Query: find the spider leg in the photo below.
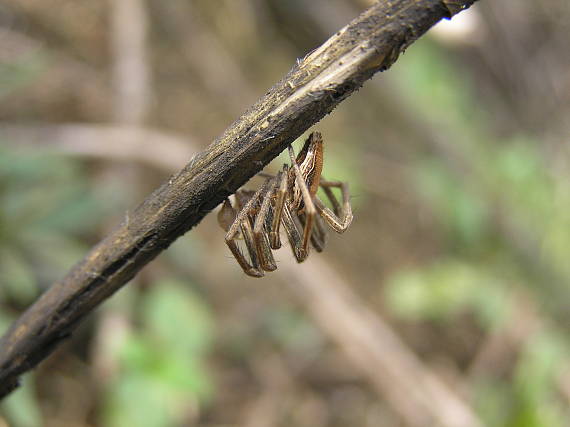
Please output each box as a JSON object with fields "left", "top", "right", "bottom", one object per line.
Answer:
{"left": 320, "top": 181, "right": 342, "bottom": 216}
{"left": 218, "top": 198, "right": 237, "bottom": 232}
{"left": 281, "top": 202, "right": 308, "bottom": 262}
{"left": 308, "top": 214, "right": 328, "bottom": 252}
{"left": 256, "top": 171, "right": 276, "bottom": 179}
{"left": 269, "top": 164, "right": 288, "bottom": 249}
{"left": 288, "top": 145, "right": 317, "bottom": 257}
{"left": 224, "top": 185, "right": 271, "bottom": 277}
{"left": 315, "top": 179, "right": 353, "bottom": 232}
{"left": 252, "top": 178, "right": 278, "bottom": 271}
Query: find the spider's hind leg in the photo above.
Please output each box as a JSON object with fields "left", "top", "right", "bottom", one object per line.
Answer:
{"left": 223, "top": 186, "right": 270, "bottom": 278}
{"left": 305, "top": 214, "right": 328, "bottom": 252}
{"left": 252, "top": 178, "right": 279, "bottom": 272}
{"left": 281, "top": 203, "right": 309, "bottom": 262}
{"left": 315, "top": 179, "right": 353, "bottom": 233}
{"left": 269, "top": 165, "right": 288, "bottom": 250}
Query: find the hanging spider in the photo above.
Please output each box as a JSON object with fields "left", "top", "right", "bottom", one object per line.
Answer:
{"left": 217, "top": 131, "right": 353, "bottom": 277}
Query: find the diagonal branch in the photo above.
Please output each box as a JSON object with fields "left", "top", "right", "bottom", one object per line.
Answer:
{"left": 0, "top": 0, "right": 478, "bottom": 398}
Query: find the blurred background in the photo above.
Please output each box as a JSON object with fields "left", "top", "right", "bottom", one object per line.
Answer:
{"left": 1, "top": 0, "right": 570, "bottom": 426}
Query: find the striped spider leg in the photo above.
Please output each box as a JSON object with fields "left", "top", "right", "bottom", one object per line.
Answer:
{"left": 218, "top": 131, "right": 353, "bottom": 277}
{"left": 218, "top": 178, "right": 278, "bottom": 278}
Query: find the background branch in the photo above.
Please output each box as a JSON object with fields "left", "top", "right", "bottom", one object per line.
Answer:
{"left": 281, "top": 256, "right": 483, "bottom": 427}
{"left": 0, "top": 0, "right": 477, "bottom": 398}
{"left": 0, "top": 123, "right": 197, "bottom": 171}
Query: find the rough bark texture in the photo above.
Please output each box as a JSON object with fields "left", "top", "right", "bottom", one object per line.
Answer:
{"left": 0, "top": 0, "right": 478, "bottom": 398}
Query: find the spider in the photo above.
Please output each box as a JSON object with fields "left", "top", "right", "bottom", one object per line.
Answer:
{"left": 217, "top": 131, "right": 353, "bottom": 277}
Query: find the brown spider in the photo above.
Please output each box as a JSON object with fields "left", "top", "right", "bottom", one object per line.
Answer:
{"left": 217, "top": 131, "right": 353, "bottom": 277}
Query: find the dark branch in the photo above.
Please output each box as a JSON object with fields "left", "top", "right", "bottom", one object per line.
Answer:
{"left": 0, "top": 0, "right": 478, "bottom": 398}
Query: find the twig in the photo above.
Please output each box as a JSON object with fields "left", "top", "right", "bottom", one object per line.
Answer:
{"left": 0, "top": 124, "right": 197, "bottom": 171}
{"left": 110, "top": 0, "right": 152, "bottom": 124}
{"left": 0, "top": 0, "right": 478, "bottom": 398}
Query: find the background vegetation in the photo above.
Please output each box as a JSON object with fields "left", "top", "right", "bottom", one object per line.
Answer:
{"left": 1, "top": 0, "right": 569, "bottom": 426}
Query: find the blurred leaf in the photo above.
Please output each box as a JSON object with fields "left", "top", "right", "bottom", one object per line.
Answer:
{"left": 514, "top": 331, "right": 568, "bottom": 403}
{"left": 141, "top": 280, "right": 213, "bottom": 355}
{"left": 118, "top": 335, "right": 212, "bottom": 399}
{"left": 385, "top": 259, "right": 508, "bottom": 327}
{"left": 103, "top": 371, "right": 194, "bottom": 427}
{"left": 385, "top": 260, "right": 476, "bottom": 321}
{"left": 104, "top": 280, "right": 214, "bottom": 427}
{"left": 507, "top": 399, "right": 566, "bottom": 427}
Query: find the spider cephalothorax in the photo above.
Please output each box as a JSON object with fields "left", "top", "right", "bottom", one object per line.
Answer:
{"left": 290, "top": 131, "right": 324, "bottom": 210}
{"left": 218, "top": 131, "right": 353, "bottom": 277}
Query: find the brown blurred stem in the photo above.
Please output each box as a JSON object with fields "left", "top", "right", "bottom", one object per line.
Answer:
{"left": 0, "top": 124, "right": 197, "bottom": 172}
{"left": 0, "top": 0, "right": 478, "bottom": 398}
{"left": 282, "top": 256, "right": 483, "bottom": 427}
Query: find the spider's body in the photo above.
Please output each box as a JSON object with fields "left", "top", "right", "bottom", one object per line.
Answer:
{"left": 291, "top": 132, "right": 323, "bottom": 209}
{"left": 218, "top": 132, "right": 352, "bottom": 277}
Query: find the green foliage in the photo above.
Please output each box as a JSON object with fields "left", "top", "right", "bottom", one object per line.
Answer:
{"left": 102, "top": 280, "right": 214, "bottom": 427}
